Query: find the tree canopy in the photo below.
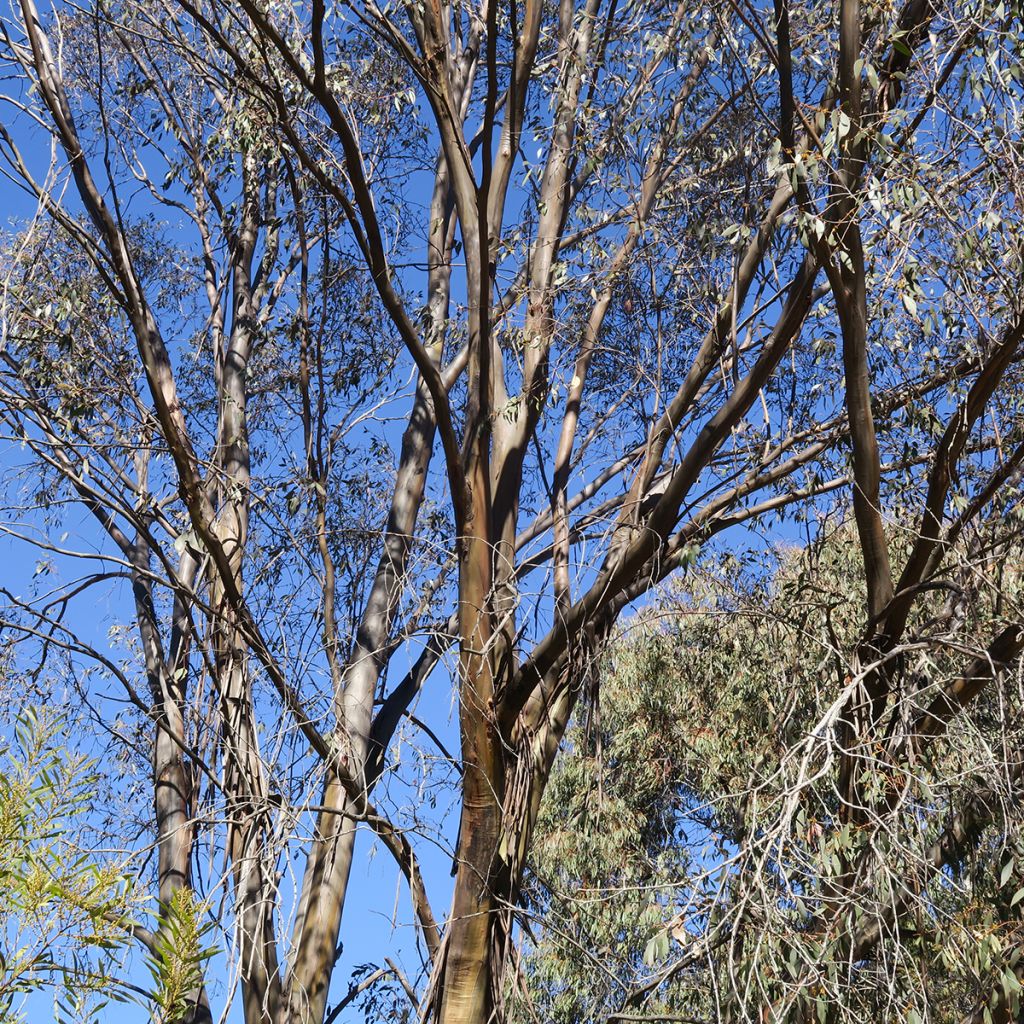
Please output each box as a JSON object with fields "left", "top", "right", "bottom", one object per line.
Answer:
{"left": 521, "top": 522, "right": 1024, "bottom": 1022}
{"left": 0, "top": 0, "right": 1023, "bottom": 1022}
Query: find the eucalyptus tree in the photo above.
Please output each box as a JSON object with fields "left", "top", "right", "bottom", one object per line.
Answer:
{"left": 0, "top": 0, "right": 1023, "bottom": 1023}
{"left": 518, "top": 517, "right": 1024, "bottom": 1023}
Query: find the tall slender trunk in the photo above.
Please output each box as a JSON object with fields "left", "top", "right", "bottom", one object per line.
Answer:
{"left": 283, "top": 345, "right": 446, "bottom": 1024}
{"left": 436, "top": 199, "right": 502, "bottom": 1014}
{"left": 283, "top": 136, "right": 457, "bottom": 1021}
{"left": 209, "top": 470, "right": 283, "bottom": 1021}
{"left": 133, "top": 541, "right": 213, "bottom": 1024}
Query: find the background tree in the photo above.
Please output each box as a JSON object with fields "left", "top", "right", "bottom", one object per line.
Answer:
{"left": 0, "top": 0, "right": 1023, "bottom": 1022}
{"left": 517, "top": 515, "right": 1024, "bottom": 1022}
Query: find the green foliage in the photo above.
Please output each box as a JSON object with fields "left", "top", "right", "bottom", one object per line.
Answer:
{"left": 517, "top": 516, "right": 1024, "bottom": 1023}
{"left": 145, "top": 888, "right": 216, "bottom": 1024}
{"left": 518, "top": 639, "right": 694, "bottom": 1021}
{"left": 0, "top": 709, "right": 134, "bottom": 1023}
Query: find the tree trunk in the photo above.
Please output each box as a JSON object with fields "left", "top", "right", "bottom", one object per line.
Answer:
{"left": 284, "top": 778, "right": 358, "bottom": 1024}
{"left": 437, "top": 756, "right": 506, "bottom": 1024}
{"left": 433, "top": 659, "right": 579, "bottom": 1024}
